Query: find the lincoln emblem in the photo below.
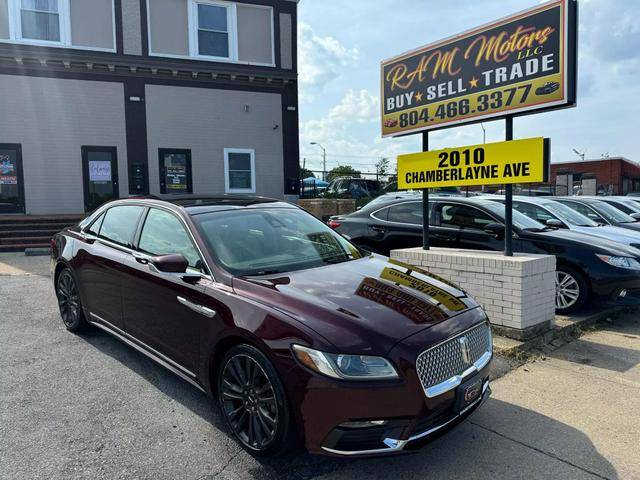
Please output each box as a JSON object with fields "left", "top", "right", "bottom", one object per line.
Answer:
{"left": 459, "top": 336, "right": 471, "bottom": 364}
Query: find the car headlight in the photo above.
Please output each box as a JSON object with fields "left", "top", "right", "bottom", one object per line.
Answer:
{"left": 292, "top": 345, "right": 398, "bottom": 380}
{"left": 596, "top": 254, "right": 640, "bottom": 270}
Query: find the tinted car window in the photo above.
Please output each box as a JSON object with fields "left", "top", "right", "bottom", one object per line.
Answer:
{"left": 513, "top": 202, "right": 554, "bottom": 223}
{"left": 99, "top": 206, "right": 143, "bottom": 246}
{"left": 138, "top": 208, "right": 203, "bottom": 271}
{"left": 437, "top": 204, "right": 494, "bottom": 229}
{"left": 86, "top": 212, "right": 105, "bottom": 236}
{"left": 561, "top": 202, "right": 604, "bottom": 223}
{"left": 371, "top": 207, "right": 389, "bottom": 221}
{"left": 608, "top": 200, "right": 634, "bottom": 214}
{"left": 388, "top": 202, "right": 423, "bottom": 224}
{"left": 194, "top": 208, "right": 362, "bottom": 276}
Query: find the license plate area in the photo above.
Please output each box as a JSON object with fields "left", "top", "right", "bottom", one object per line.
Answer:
{"left": 455, "top": 376, "right": 483, "bottom": 414}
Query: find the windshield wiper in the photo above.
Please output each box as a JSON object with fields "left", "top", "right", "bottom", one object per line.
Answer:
{"left": 242, "top": 269, "right": 285, "bottom": 277}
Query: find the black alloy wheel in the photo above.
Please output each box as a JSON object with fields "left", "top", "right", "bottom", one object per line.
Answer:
{"left": 56, "top": 268, "right": 86, "bottom": 332}
{"left": 218, "top": 345, "right": 294, "bottom": 454}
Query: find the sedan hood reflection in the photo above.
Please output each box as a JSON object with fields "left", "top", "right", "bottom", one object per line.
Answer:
{"left": 233, "top": 255, "right": 480, "bottom": 354}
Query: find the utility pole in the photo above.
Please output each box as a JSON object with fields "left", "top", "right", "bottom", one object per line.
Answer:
{"left": 310, "top": 142, "right": 326, "bottom": 181}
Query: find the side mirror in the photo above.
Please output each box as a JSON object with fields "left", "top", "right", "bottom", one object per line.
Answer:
{"left": 483, "top": 222, "right": 505, "bottom": 237}
{"left": 545, "top": 218, "right": 565, "bottom": 229}
{"left": 151, "top": 254, "right": 189, "bottom": 273}
{"left": 631, "top": 213, "right": 640, "bottom": 221}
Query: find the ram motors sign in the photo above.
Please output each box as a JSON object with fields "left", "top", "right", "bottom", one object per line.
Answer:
{"left": 381, "top": 0, "right": 577, "bottom": 137}
{"left": 398, "top": 137, "right": 550, "bottom": 189}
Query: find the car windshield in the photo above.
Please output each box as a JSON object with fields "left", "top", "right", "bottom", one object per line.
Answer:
{"left": 542, "top": 201, "right": 600, "bottom": 227}
{"left": 591, "top": 201, "right": 637, "bottom": 223}
{"left": 192, "top": 208, "right": 363, "bottom": 276}
{"left": 480, "top": 202, "right": 549, "bottom": 231}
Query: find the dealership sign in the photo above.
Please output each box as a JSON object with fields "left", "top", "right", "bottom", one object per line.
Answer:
{"left": 381, "top": 0, "right": 577, "bottom": 137}
{"left": 398, "top": 137, "right": 549, "bottom": 189}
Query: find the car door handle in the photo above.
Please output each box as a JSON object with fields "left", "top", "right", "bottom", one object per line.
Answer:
{"left": 132, "top": 252, "right": 149, "bottom": 265}
{"left": 370, "top": 225, "right": 385, "bottom": 233}
{"left": 177, "top": 296, "right": 216, "bottom": 318}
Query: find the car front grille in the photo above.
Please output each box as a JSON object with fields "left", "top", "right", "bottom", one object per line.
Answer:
{"left": 415, "top": 322, "right": 492, "bottom": 398}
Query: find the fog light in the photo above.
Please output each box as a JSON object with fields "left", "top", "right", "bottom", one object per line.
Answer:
{"left": 339, "top": 420, "right": 388, "bottom": 428}
{"left": 619, "top": 289, "right": 627, "bottom": 298}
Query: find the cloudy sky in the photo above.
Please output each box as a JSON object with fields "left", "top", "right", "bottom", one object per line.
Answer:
{"left": 297, "top": 0, "right": 640, "bottom": 175}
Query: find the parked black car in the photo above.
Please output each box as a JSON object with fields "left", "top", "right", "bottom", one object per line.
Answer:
{"left": 554, "top": 197, "right": 640, "bottom": 232}
{"left": 322, "top": 177, "right": 382, "bottom": 200}
{"left": 329, "top": 196, "right": 640, "bottom": 313}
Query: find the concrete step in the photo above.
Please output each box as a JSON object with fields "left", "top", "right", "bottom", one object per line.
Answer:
{"left": 0, "top": 243, "right": 50, "bottom": 252}
{"left": 0, "top": 229, "right": 60, "bottom": 238}
{"left": 0, "top": 236, "right": 53, "bottom": 246}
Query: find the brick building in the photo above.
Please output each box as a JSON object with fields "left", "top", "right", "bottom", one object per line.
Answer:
{"left": 550, "top": 157, "right": 640, "bottom": 196}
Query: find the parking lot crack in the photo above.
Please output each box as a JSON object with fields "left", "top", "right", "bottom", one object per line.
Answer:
{"left": 469, "top": 421, "right": 614, "bottom": 480}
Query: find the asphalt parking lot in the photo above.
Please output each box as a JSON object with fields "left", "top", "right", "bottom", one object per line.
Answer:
{"left": 1, "top": 253, "right": 639, "bottom": 480}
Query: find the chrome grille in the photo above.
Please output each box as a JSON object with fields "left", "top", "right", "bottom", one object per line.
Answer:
{"left": 416, "top": 323, "right": 492, "bottom": 398}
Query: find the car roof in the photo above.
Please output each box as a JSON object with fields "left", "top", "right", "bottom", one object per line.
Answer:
{"left": 360, "top": 194, "right": 494, "bottom": 212}
{"left": 108, "top": 195, "right": 295, "bottom": 215}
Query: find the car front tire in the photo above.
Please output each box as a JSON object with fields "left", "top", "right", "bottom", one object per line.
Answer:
{"left": 555, "top": 265, "right": 588, "bottom": 313}
{"left": 217, "top": 344, "right": 297, "bottom": 455}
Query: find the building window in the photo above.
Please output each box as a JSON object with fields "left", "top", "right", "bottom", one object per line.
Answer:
{"left": 4, "top": 0, "right": 115, "bottom": 51}
{"left": 224, "top": 148, "right": 255, "bottom": 194}
{"left": 180, "top": 0, "right": 273, "bottom": 65}
{"left": 196, "top": 2, "right": 230, "bottom": 58}
{"left": 190, "top": 0, "right": 235, "bottom": 60}
{"left": 20, "top": 0, "right": 61, "bottom": 42}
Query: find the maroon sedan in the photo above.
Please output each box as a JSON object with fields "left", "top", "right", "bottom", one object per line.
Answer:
{"left": 51, "top": 196, "right": 492, "bottom": 456}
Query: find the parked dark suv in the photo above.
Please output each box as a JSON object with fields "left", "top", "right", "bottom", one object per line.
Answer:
{"left": 330, "top": 196, "right": 640, "bottom": 313}
{"left": 51, "top": 196, "right": 492, "bottom": 457}
{"left": 322, "top": 177, "right": 382, "bottom": 199}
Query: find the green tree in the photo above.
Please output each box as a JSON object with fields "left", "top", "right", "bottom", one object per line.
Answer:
{"left": 327, "top": 165, "right": 361, "bottom": 182}
{"left": 300, "top": 167, "right": 315, "bottom": 179}
{"left": 376, "top": 157, "right": 390, "bottom": 178}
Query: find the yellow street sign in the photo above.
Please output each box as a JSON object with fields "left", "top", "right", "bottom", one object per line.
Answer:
{"left": 398, "top": 137, "right": 549, "bottom": 189}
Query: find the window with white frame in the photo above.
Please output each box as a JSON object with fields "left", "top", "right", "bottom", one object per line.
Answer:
{"left": 195, "top": 2, "right": 232, "bottom": 58}
{"left": 4, "top": 0, "right": 115, "bottom": 51}
{"left": 224, "top": 148, "right": 255, "bottom": 193}
{"left": 183, "top": 0, "right": 273, "bottom": 65}
{"left": 19, "top": 0, "right": 62, "bottom": 42}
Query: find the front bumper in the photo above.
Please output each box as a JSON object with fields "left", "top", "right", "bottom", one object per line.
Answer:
{"left": 321, "top": 378, "right": 491, "bottom": 456}
{"left": 293, "top": 317, "right": 493, "bottom": 456}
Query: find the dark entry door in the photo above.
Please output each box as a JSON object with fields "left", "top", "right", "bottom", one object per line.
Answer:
{"left": 0, "top": 144, "right": 25, "bottom": 214}
{"left": 159, "top": 149, "right": 192, "bottom": 194}
{"left": 82, "top": 146, "right": 119, "bottom": 212}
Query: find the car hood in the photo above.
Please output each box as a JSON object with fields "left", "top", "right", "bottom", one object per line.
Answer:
{"left": 570, "top": 225, "right": 640, "bottom": 246}
{"left": 525, "top": 228, "right": 640, "bottom": 256}
{"left": 232, "top": 255, "right": 481, "bottom": 354}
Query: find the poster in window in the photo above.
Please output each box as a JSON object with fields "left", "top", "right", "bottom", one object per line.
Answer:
{"left": 0, "top": 154, "right": 17, "bottom": 185}
{"left": 89, "top": 161, "right": 112, "bottom": 182}
{"left": 166, "top": 165, "right": 188, "bottom": 193}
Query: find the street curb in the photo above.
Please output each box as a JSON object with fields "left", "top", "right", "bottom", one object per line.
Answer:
{"left": 24, "top": 248, "right": 50, "bottom": 257}
{"left": 493, "top": 306, "right": 630, "bottom": 359}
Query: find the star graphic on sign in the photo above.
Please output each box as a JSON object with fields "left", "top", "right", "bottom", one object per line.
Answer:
{"left": 415, "top": 91, "right": 423, "bottom": 102}
{"left": 469, "top": 76, "right": 479, "bottom": 88}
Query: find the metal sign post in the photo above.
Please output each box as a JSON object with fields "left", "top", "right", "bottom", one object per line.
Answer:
{"left": 504, "top": 116, "right": 514, "bottom": 256}
{"left": 422, "top": 131, "right": 429, "bottom": 250}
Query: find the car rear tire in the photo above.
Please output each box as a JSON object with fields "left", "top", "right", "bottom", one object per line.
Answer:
{"left": 217, "top": 344, "right": 297, "bottom": 456}
{"left": 555, "top": 266, "right": 588, "bottom": 313}
{"left": 55, "top": 268, "right": 87, "bottom": 332}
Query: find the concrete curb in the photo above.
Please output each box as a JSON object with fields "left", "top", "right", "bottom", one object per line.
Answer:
{"left": 24, "top": 248, "right": 50, "bottom": 257}
{"left": 493, "top": 306, "right": 630, "bottom": 359}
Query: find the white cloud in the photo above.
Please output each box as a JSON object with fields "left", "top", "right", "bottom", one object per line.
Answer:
{"left": 298, "top": 22, "right": 359, "bottom": 102}
{"left": 300, "top": 89, "right": 419, "bottom": 173}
